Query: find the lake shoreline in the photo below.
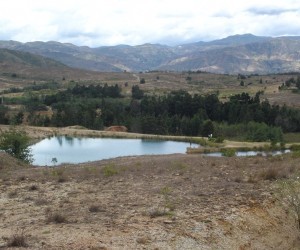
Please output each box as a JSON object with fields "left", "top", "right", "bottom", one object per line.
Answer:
{"left": 1, "top": 124, "right": 300, "bottom": 151}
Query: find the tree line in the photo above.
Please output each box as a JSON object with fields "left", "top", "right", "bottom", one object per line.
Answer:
{"left": 1, "top": 84, "right": 300, "bottom": 142}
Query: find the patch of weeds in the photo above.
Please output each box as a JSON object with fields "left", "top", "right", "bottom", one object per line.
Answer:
{"left": 50, "top": 168, "right": 67, "bottom": 182}
{"left": 160, "top": 186, "right": 172, "bottom": 196}
{"left": 6, "top": 230, "right": 28, "bottom": 247}
{"left": 102, "top": 164, "right": 118, "bottom": 177}
{"left": 259, "top": 168, "right": 281, "bottom": 181}
{"left": 148, "top": 207, "right": 171, "bottom": 218}
{"left": 170, "top": 161, "right": 188, "bottom": 171}
{"left": 269, "top": 155, "right": 284, "bottom": 162}
{"left": 165, "top": 200, "right": 176, "bottom": 212}
{"left": 221, "top": 148, "right": 236, "bottom": 157}
{"left": 290, "top": 144, "right": 300, "bottom": 151}
{"left": 135, "top": 161, "right": 142, "bottom": 167}
{"left": 89, "top": 205, "right": 101, "bottom": 213}
{"left": 57, "top": 176, "right": 67, "bottom": 183}
{"left": 35, "top": 197, "right": 49, "bottom": 206}
{"left": 50, "top": 168, "right": 65, "bottom": 177}
{"left": 247, "top": 175, "right": 258, "bottom": 183}
{"left": 29, "top": 184, "right": 39, "bottom": 191}
{"left": 160, "top": 186, "right": 176, "bottom": 212}
{"left": 84, "top": 166, "right": 98, "bottom": 174}
{"left": 292, "top": 151, "right": 300, "bottom": 158}
{"left": 46, "top": 212, "right": 67, "bottom": 224}
{"left": 42, "top": 169, "right": 49, "bottom": 177}
{"left": 136, "top": 236, "right": 151, "bottom": 244}
{"left": 8, "top": 190, "right": 18, "bottom": 198}
{"left": 289, "top": 165, "right": 296, "bottom": 174}
{"left": 234, "top": 176, "right": 242, "bottom": 183}
{"left": 18, "top": 176, "right": 26, "bottom": 181}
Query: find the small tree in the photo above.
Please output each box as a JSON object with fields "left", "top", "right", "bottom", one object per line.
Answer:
{"left": 140, "top": 78, "right": 146, "bottom": 84}
{"left": 131, "top": 85, "right": 144, "bottom": 99}
{"left": 0, "top": 128, "right": 33, "bottom": 164}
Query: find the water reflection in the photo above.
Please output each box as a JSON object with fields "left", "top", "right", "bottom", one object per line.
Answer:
{"left": 206, "top": 149, "right": 291, "bottom": 157}
{"left": 30, "top": 136, "right": 198, "bottom": 166}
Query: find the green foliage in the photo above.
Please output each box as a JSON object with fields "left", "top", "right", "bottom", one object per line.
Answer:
{"left": 0, "top": 128, "right": 33, "bottom": 163}
{"left": 296, "top": 76, "right": 300, "bottom": 89}
{"left": 102, "top": 164, "right": 118, "bottom": 177}
{"left": 131, "top": 85, "right": 144, "bottom": 99}
{"left": 221, "top": 148, "right": 236, "bottom": 157}
{"left": 202, "top": 120, "right": 214, "bottom": 137}
{"left": 214, "top": 122, "right": 283, "bottom": 142}
{"left": 246, "top": 122, "right": 282, "bottom": 142}
{"left": 4, "top": 84, "right": 300, "bottom": 139}
{"left": 140, "top": 78, "right": 146, "bottom": 84}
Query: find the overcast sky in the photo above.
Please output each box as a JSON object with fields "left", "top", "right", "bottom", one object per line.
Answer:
{"left": 1, "top": 0, "right": 300, "bottom": 47}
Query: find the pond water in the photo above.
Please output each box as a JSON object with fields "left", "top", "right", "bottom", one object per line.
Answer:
{"left": 205, "top": 149, "right": 291, "bottom": 157}
{"left": 30, "top": 136, "right": 198, "bottom": 166}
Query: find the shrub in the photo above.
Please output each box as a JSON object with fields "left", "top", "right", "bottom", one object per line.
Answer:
{"left": 47, "top": 212, "right": 67, "bottom": 224}
{"left": 29, "top": 185, "right": 38, "bottom": 191}
{"left": 6, "top": 231, "right": 28, "bottom": 247}
{"left": 148, "top": 208, "right": 169, "bottom": 218}
{"left": 0, "top": 128, "right": 33, "bottom": 163}
{"left": 221, "top": 148, "right": 236, "bottom": 157}
{"left": 260, "top": 168, "right": 280, "bottom": 180}
{"left": 89, "top": 205, "right": 100, "bottom": 213}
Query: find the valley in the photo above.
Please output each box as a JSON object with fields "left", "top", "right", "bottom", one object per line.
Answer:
{"left": 1, "top": 35, "right": 300, "bottom": 249}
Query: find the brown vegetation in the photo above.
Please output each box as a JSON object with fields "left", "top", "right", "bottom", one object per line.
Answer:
{"left": 1, "top": 152, "right": 300, "bottom": 249}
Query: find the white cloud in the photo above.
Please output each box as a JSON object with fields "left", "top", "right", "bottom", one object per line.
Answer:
{"left": 0, "top": 0, "right": 300, "bottom": 46}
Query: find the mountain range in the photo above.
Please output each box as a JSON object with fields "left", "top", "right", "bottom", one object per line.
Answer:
{"left": 1, "top": 34, "right": 300, "bottom": 74}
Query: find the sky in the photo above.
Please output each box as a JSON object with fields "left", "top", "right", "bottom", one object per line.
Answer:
{"left": 1, "top": 0, "right": 300, "bottom": 47}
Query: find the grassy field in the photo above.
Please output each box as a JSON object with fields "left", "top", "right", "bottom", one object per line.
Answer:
{"left": 1, "top": 69, "right": 300, "bottom": 107}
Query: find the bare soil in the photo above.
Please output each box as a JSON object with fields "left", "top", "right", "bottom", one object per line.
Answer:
{"left": 1, "top": 151, "right": 300, "bottom": 249}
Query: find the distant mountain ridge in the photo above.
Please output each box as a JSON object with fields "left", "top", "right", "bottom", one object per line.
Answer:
{"left": 1, "top": 34, "right": 300, "bottom": 74}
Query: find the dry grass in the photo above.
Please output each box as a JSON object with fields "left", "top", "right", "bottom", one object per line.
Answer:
{"left": 46, "top": 212, "right": 68, "bottom": 224}
{"left": 1, "top": 152, "right": 300, "bottom": 249}
{"left": 6, "top": 231, "right": 28, "bottom": 248}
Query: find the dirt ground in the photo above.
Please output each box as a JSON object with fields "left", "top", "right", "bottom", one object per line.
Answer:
{"left": 1, "top": 151, "right": 300, "bottom": 249}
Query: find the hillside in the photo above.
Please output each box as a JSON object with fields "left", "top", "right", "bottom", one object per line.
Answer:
{"left": 0, "top": 48, "right": 65, "bottom": 68}
{"left": 1, "top": 147, "right": 300, "bottom": 249}
{"left": 1, "top": 34, "right": 300, "bottom": 74}
{"left": 161, "top": 38, "right": 300, "bottom": 74}
{"left": 0, "top": 48, "right": 71, "bottom": 81}
{"left": 0, "top": 48, "right": 138, "bottom": 88}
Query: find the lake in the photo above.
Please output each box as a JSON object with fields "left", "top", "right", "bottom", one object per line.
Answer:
{"left": 30, "top": 136, "right": 198, "bottom": 166}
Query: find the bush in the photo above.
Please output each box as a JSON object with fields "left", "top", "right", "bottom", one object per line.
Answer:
{"left": 6, "top": 231, "right": 28, "bottom": 247}
{"left": 260, "top": 168, "right": 280, "bottom": 180}
{"left": 89, "top": 205, "right": 101, "bottom": 213}
{"left": 0, "top": 128, "right": 33, "bottom": 163}
{"left": 47, "top": 212, "right": 67, "bottom": 224}
{"left": 221, "top": 148, "right": 236, "bottom": 157}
